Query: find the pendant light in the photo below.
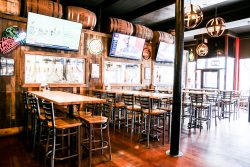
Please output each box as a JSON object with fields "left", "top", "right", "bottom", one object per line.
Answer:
{"left": 184, "top": 0, "right": 203, "bottom": 29}
{"left": 196, "top": 35, "right": 208, "bottom": 56}
{"left": 206, "top": 8, "right": 226, "bottom": 37}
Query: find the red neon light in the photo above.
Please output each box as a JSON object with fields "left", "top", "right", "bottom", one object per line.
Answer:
{"left": 0, "top": 37, "right": 20, "bottom": 54}
{"left": 234, "top": 37, "right": 240, "bottom": 91}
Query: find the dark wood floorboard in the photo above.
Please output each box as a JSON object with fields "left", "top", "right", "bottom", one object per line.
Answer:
{"left": 1, "top": 109, "right": 250, "bottom": 167}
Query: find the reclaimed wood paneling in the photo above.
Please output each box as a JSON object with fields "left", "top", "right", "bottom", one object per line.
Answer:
{"left": 0, "top": 14, "right": 112, "bottom": 131}
{"left": 0, "top": 13, "right": 155, "bottom": 133}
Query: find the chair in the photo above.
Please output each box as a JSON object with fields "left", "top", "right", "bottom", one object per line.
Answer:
{"left": 139, "top": 96, "right": 168, "bottom": 148}
{"left": 219, "top": 91, "right": 237, "bottom": 121}
{"left": 29, "top": 95, "right": 47, "bottom": 157}
{"left": 80, "top": 101, "right": 112, "bottom": 167}
{"left": 189, "top": 93, "right": 211, "bottom": 132}
{"left": 181, "top": 93, "right": 191, "bottom": 127}
{"left": 22, "top": 92, "right": 36, "bottom": 138}
{"left": 106, "top": 92, "right": 125, "bottom": 130}
{"left": 206, "top": 93, "right": 220, "bottom": 126}
{"left": 123, "top": 94, "right": 142, "bottom": 133}
{"left": 22, "top": 92, "right": 31, "bottom": 137}
{"left": 232, "top": 91, "right": 241, "bottom": 118}
{"left": 85, "top": 91, "right": 103, "bottom": 115}
{"left": 158, "top": 97, "right": 172, "bottom": 143}
{"left": 43, "top": 101, "right": 82, "bottom": 167}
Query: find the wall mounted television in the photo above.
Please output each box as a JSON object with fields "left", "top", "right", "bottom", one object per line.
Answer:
{"left": 109, "top": 32, "right": 145, "bottom": 60}
{"left": 156, "top": 42, "right": 175, "bottom": 63}
{"left": 26, "top": 12, "right": 82, "bottom": 51}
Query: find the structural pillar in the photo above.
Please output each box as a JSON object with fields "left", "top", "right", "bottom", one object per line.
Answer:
{"left": 166, "top": 0, "right": 184, "bottom": 157}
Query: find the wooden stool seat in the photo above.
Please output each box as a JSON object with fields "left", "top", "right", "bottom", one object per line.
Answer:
{"left": 48, "top": 118, "right": 82, "bottom": 129}
{"left": 159, "top": 106, "right": 172, "bottom": 112}
{"left": 82, "top": 116, "right": 108, "bottom": 124}
{"left": 143, "top": 108, "right": 168, "bottom": 115}
{"left": 74, "top": 111, "right": 92, "bottom": 119}
{"left": 114, "top": 102, "right": 125, "bottom": 108}
{"left": 127, "top": 104, "right": 141, "bottom": 111}
{"left": 192, "top": 103, "right": 210, "bottom": 108}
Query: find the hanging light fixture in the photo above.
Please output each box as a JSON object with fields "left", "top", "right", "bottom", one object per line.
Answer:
{"left": 206, "top": 8, "right": 226, "bottom": 37}
{"left": 196, "top": 35, "right": 208, "bottom": 56}
{"left": 184, "top": 0, "right": 203, "bottom": 29}
{"left": 189, "top": 48, "right": 195, "bottom": 61}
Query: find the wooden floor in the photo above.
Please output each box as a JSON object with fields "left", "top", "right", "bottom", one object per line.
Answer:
{"left": 1, "top": 109, "right": 250, "bottom": 167}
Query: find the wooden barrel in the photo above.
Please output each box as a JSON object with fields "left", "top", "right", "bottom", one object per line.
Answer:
{"left": 26, "top": 0, "right": 62, "bottom": 18}
{"left": 0, "top": 0, "right": 20, "bottom": 16}
{"left": 66, "top": 6, "right": 97, "bottom": 30}
{"left": 152, "top": 31, "right": 174, "bottom": 44}
{"left": 133, "top": 24, "right": 153, "bottom": 41}
{"left": 107, "top": 17, "right": 133, "bottom": 35}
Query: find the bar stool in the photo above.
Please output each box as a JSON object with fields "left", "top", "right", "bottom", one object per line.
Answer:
{"left": 29, "top": 95, "right": 47, "bottom": 157}
{"left": 206, "top": 93, "right": 220, "bottom": 126}
{"left": 80, "top": 101, "right": 112, "bottom": 167}
{"left": 106, "top": 92, "right": 125, "bottom": 130}
{"left": 42, "top": 101, "right": 82, "bottom": 167}
{"left": 139, "top": 96, "right": 168, "bottom": 148}
{"left": 22, "top": 92, "right": 33, "bottom": 138}
{"left": 123, "top": 94, "right": 142, "bottom": 133}
{"left": 189, "top": 93, "right": 211, "bottom": 132}
{"left": 219, "top": 91, "right": 236, "bottom": 121}
{"left": 181, "top": 93, "right": 191, "bottom": 127}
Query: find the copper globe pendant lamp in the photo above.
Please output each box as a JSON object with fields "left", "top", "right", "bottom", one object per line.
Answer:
{"left": 184, "top": 0, "right": 203, "bottom": 29}
{"left": 206, "top": 8, "right": 226, "bottom": 37}
{"left": 196, "top": 35, "right": 208, "bottom": 57}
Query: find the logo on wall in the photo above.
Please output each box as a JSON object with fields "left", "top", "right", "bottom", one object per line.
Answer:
{"left": 0, "top": 26, "right": 26, "bottom": 55}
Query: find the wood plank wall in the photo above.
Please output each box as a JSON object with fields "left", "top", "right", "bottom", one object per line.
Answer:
{"left": 0, "top": 13, "right": 154, "bottom": 130}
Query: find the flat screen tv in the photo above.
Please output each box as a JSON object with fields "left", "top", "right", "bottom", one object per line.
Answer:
{"left": 156, "top": 42, "right": 175, "bottom": 63}
{"left": 109, "top": 32, "right": 145, "bottom": 60}
{"left": 26, "top": 12, "right": 82, "bottom": 51}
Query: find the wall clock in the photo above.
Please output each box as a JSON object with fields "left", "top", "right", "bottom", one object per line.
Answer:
{"left": 88, "top": 39, "right": 103, "bottom": 55}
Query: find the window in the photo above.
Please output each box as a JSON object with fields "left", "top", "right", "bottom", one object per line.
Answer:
{"left": 154, "top": 64, "right": 174, "bottom": 88}
{"left": 104, "top": 61, "right": 140, "bottom": 84}
{"left": 25, "top": 54, "right": 85, "bottom": 84}
{"left": 239, "top": 59, "right": 250, "bottom": 95}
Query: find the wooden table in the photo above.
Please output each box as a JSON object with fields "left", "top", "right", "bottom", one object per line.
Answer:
{"left": 29, "top": 91, "right": 106, "bottom": 117}
{"left": 94, "top": 89, "right": 172, "bottom": 99}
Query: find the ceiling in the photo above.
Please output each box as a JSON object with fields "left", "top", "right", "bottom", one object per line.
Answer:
{"left": 60, "top": 0, "right": 250, "bottom": 42}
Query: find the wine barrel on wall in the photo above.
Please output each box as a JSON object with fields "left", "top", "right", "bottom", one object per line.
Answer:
{"left": 152, "top": 31, "right": 174, "bottom": 44}
{"left": 133, "top": 24, "right": 153, "bottom": 42}
{"left": 26, "top": 0, "right": 63, "bottom": 18}
{"left": 66, "top": 6, "right": 97, "bottom": 30}
{"left": 106, "top": 17, "right": 133, "bottom": 35}
{"left": 0, "top": 0, "right": 20, "bottom": 16}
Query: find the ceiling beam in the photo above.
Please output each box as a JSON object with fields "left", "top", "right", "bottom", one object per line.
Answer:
{"left": 122, "top": 0, "right": 175, "bottom": 21}
{"left": 97, "top": 0, "right": 120, "bottom": 8}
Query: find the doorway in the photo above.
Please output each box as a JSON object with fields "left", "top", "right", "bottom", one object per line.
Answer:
{"left": 201, "top": 70, "right": 220, "bottom": 89}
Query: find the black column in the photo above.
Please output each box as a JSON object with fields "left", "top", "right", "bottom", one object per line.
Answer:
{"left": 167, "top": 0, "right": 184, "bottom": 156}
{"left": 248, "top": 95, "right": 250, "bottom": 122}
{"left": 96, "top": 7, "right": 102, "bottom": 32}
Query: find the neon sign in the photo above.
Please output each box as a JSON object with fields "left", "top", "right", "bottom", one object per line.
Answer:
{"left": 0, "top": 26, "right": 26, "bottom": 55}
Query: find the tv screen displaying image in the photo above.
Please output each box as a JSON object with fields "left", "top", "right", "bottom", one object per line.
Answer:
{"left": 156, "top": 42, "right": 175, "bottom": 63}
{"left": 26, "top": 12, "right": 82, "bottom": 51}
{"left": 109, "top": 32, "right": 145, "bottom": 60}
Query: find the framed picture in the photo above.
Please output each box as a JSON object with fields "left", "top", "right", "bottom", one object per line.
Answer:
{"left": 0, "top": 57, "right": 14, "bottom": 76}
{"left": 91, "top": 63, "right": 100, "bottom": 78}
{"left": 144, "top": 67, "right": 151, "bottom": 80}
